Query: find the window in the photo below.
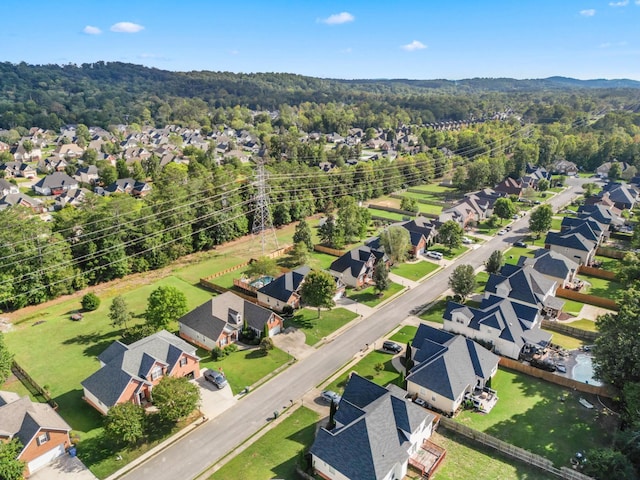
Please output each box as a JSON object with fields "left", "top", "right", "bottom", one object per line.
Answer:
{"left": 36, "top": 432, "right": 50, "bottom": 446}
{"left": 150, "top": 366, "right": 163, "bottom": 381}
{"left": 179, "top": 357, "right": 188, "bottom": 367}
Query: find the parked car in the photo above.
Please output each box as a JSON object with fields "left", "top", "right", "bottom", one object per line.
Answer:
{"left": 530, "top": 359, "right": 556, "bottom": 372}
{"left": 514, "top": 241, "right": 528, "bottom": 248}
{"left": 321, "top": 390, "right": 341, "bottom": 404}
{"left": 556, "top": 364, "right": 567, "bottom": 373}
{"left": 505, "top": 226, "right": 512, "bottom": 231}
{"left": 413, "top": 397, "right": 428, "bottom": 408}
{"left": 497, "top": 229, "right": 507, "bottom": 235}
{"left": 512, "top": 214, "right": 519, "bottom": 220}
{"left": 462, "top": 236, "right": 472, "bottom": 244}
{"left": 382, "top": 340, "right": 402, "bottom": 354}
{"left": 425, "top": 251, "right": 443, "bottom": 260}
{"left": 204, "top": 369, "right": 228, "bottom": 389}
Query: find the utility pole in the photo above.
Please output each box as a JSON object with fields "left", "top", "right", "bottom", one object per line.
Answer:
{"left": 251, "top": 158, "right": 279, "bottom": 256}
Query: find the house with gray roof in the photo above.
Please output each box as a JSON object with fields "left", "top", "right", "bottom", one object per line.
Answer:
{"left": 310, "top": 374, "right": 437, "bottom": 480}
{"left": 32, "top": 172, "right": 78, "bottom": 196}
{"left": 179, "top": 291, "right": 283, "bottom": 350}
{"left": 256, "top": 266, "right": 310, "bottom": 312}
{"left": 406, "top": 324, "right": 499, "bottom": 416}
{"left": 517, "top": 249, "right": 579, "bottom": 287}
{"left": 560, "top": 216, "right": 606, "bottom": 243}
{"left": 577, "top": 204, "right": 623, "bottom": 228}
{"left": 0, "top": 178, "right": 19, "bottom": 196}
{"left": 444, "top": 294, "right": 552, "bottom": 360}
{"left": 329, "top": 246, "right": 387, "bottom": 288}
{"left": 484, "top": 263, "right": 564, "bottom": 317}
{"left": 544, "top": 230, "right": 597, "bottom": 266}
{"left": 0, "top": 391, "right": 72, "bottom": 477}
{"left": 81, "top": 330, "right": 201, "bottom": 415}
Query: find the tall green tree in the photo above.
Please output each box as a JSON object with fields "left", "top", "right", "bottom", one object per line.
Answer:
{"left": 379, "top": 226, "right": 411, "bottom": 264}
{"left": 104, "top": 402, "right": 146, "bottom": 446}
{"left": 373, "top": 262, "right": 389, "bottom": 294}
{"left": 300, "top": 270, "right": 336, "bottom": 318}
{"left": 485, "top": 250, "right": 504, "bottom": 274}
{"left": 318, "top": 215, "right": 345, "bottom": 249}
{"left": 145, "top": 286, "right": 188, "bottom": 331}
{"left": 493, "top": 198, "right": 516, "bottom": 224}
{"left": 152, "top": 376, "right": 200, "bottom": 422}
{"left": 0, "top": 439, "right": 25, "bottom": 480}
{"left": 336, "top": 196, "right": 370, "bottom": 243}
{"left": 109, "top": 295, "right": 132, "bottom": 330}
{"left": 448, "top": 264, "right": 477, "bottom": 302}
{"left": 0, "top": 333, "right": 13, "bottom": 384}
{"left": 288, "top": 242, "right": 310, "bottom": 267}
{"left": 292, "top": 218, "right": 314, "bottom": 251}
{"left": 245, "top": 256, "right": 279, "bottom": 278}
{"left": 438, "top": 220, "right": 464, "bottom": 253}
{"left": 528, "top": 204, "right": 553, "bottom": 240}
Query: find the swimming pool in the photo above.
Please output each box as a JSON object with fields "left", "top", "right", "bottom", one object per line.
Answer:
{"left": 250, "top": 276, "right": 275, "bottom": 289}
{"left": 571, "top": 354, "right": 603, "bottom": 386}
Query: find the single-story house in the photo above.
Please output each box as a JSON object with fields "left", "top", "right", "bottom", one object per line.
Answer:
{"left": 407, "top": 324, "right": 499, "bottom": 415}
{"left": 550, "top": 160, "right": 578, "bottom": 176}
{"left": 100, "top": 178, "right": 152, "bottom": 197}
{"left": 0, "top": 391, "right": 72, "bottom": 477}
{"left": 0, "top": 178, "right": 19, "bottom": 196}
{"left": 81, "top": 330, "right": 201, "bottom": 415}
{"left": 179, "top": 291, "right": 283, "bottom": 350}
{"left": 310, "top": 373, "right": 436, "bottom": 480}
{"left": 32, "top": 172, "right": 78, "bottom": 196}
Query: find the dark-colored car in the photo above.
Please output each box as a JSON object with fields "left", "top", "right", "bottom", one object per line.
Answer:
{"left": 204, "top": 369, "right": 228, "bottom": 389}
{"left": 514, "top": 241, "right": 528, "bottom": 248}
{"left": 382, "top": 341, "right": 402, "bottom": 354}
{"left": 530, "top": 359, "right": 556, "bottom": 372}
{"left": 413, "top": 397, "right": 428, "bottom": 408}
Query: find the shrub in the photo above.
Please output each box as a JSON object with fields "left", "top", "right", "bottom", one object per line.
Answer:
{"left": 259, "top": 337, "right": 274, "bottom": 354}
{"left": 282, "top": 305, "right": 294, "bottom": 317}
{"left": 81, "top": 293, "right": 100, "bottom": 311}
{"left": 211, "top": 346, "right": 225, "bottom": 360}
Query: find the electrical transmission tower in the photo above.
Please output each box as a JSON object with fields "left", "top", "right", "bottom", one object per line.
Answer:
{"left": 251, "top": 158, "right": 279, "bottom": 256}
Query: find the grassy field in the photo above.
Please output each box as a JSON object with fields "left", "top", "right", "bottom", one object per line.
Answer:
{"left": 580, "top": 275, "right": 623, "bottom": 300}
{"left": 455, "top": 368, "right": 615, "bottom": 467}
{"left": 567, "top": 318, "right": 598, "bottom": 332}
{"left": 392, "top": 261, "right": 440, "bottom": 281}
{"left": 428, "top": 244, "right": 470, "bottom": 260}
{"left": 561, "top": 298, "right": 585, "bottom": 316}
{"left": 199, "top": 347, "right": 292, "bottom": 394}
{"left": 475, "top": 271, "right": 489, "bottom": 293}
{"left": 419, "top": 299, "right": 447, "bottom": 324}
{"left": 348, "top": 282, "right": 404, "bottom": 307}
{"left": 593, "top": 255, "right": 621, "bottom": 271}
{"left": 389, "top": 325, "right": 418, "bottom": 345}
{"left": 208, "top": 407, "right": 319, "bottom": 480}
{"left": 544, "top": 329, "right": 584, "bottom": 350}
{"left": 503, "top": 245, "right": 540, "bottom": 265}
{"left": 285, "top": 307, "right": 358, "bottom": 346}
{"left": 550, "top": 216, "right": 563, "bottom": 231}
{"left": 368, "top": 208, "right": 412, "bottom": 222}
{"left": 325, "top": 350, "right": 402, "bottom": 393}
{"left": 427, "top": 430, "right": 551, "bottom": 480}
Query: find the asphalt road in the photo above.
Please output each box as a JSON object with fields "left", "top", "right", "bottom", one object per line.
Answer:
{"left": 122, "top": 178, "right": 586, "bottom": 480}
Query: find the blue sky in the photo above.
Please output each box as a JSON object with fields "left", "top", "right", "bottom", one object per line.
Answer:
{"left": 2, "top": 0, "right": 640, "bottom": 80}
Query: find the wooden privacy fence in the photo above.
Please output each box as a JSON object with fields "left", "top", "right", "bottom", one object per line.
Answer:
{"left": 541, "top": 320, "right": 599, "bottom": 342}
{"left": 314, "top": 244, "right": 345, "bottom": 257}
{"left": 596, "top": 246, "right": 626, "bottom": 259}
{"left": 12, "top": 361, "right": 58, "bottom": 409}
{"left": 578, "top": 265, "right": 617, "bottom": 280}
{"left": 368, "top": 204, "right": 417, "bottom": 217}
{"left": 439, "top": 418, "right": 594, "bottom": 480}
{"left": 556, "top": 287, "right": 618, "bottom": 311}
{"left": 499, "top": 359, "right": 616, "bottom": 398}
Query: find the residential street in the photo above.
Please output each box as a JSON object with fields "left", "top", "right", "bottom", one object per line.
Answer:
{"left": 121, "top": 179, "right": 585, "bottom": 480}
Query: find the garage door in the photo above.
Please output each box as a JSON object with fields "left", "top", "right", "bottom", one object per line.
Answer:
{"left": 27, "top": 443, "right": 65, "bottom": 474}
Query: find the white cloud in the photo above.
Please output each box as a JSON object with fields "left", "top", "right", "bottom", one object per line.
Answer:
{"left": 320, "top": 12, "right": 355, "bottom": 25}
{"left": 580, "top": 8, "right": 596, "bottom": 16}
{"left": 609, "top": 0, "right": 628, "bottom": 6}
{"left": 110, "top": 22, "right": 145, "bottom": 33}
{"left": 83, "top": 25, "right": 102, "bottom": 35}
{"left": 401, "top": 40, "right": 427, "bottom": 51}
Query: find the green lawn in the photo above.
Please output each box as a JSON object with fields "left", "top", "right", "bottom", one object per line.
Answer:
{"left": 567, "top": 319, "right": 598, "bottom": 332}
{"left": 392, "top": 261, "right": 440, "bottom": 281}
{"left": 308, "top": 251, "right": 339, "bottom": 270}
{"left": 285, "top": 307, "right": 358, "bottom": 346}
{"left": 418, "top": 299, "right": 447, "bottom": 324}
{"left": 475, "top": 271, "right": 489, "bottom": 293}
{"left": 503, "top": 245, "right": 540, "bottom": 265}
{"left": 369, "top": 208, "right": 412, "bottom": 222}
{"left": 455, "top": 368, "right": 614, "bottom": 467}
{"left": 325, "top": 350, "right": 402, "bottom": 393}
{"left": 348, "top": 282, "right": 404, "bottom": 307}
{"left": 544, "top": 329, "right": 584, "bottom": 350}
{"left": 594, "top": 255, "right": 621, "bottom": 272}
{"left": 200, "top": 347, "right": 291, "bottom": 394}
{"left": 427, "top": 430, "right": 551, "bottom": 480}
{"left": 208, "top": 407, "right": 319, "bottom": 480}
{"left": 561, "top": 299, "right": 585, "bottom": 316}
{"left": 475, "top": 221, "right": 501, "bottom": 236}
{"left": 550, "top": 216, "right": 563, "bottom": 231}
{"left": 389, "top": 326, "right": 418, "bottom": 345}
{"left": 429, "top": 244, "right": 469, "bottom": 260}
{"left": 579, "top": 275, "right": 623, "bottom": 300}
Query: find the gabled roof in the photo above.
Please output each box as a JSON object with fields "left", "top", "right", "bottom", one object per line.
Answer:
{"left": 400, "top": 216, "right": 438, "bottom": 239}
{"left": 310, "top": 374, "right": 433, "bottom": 480}
{"left": 330, "top": 246, "right": 383, "bottom": 278}
{"left": 600, "top": 183, "right": 637, "bottom": 207}
{"left": 0, "top": 391, "right": 71, "bottom": 451}
{"left": 258, "top": 266, "right": 310, "bottom": 302}
{"left": 545, "top": 231, "right": 596, "bottom": 253}
{"left": 577, "top": 204, "right": 623, "bottom": 226}
{"left": 518, "top": 249, "right": 579, "bottom": 281}
{"left": 82, "top": 330, "right": 198, "bottom": 410}
{"left": 560, "top": 216, "right": 604, "bottom": 236}
{"left": 407, "top": 324, "right": 499, "bottom": 401}
{"left": 33, "top": 172, "right": 78, "bottom": 189}
{"left": 179, "top": 291, "right": 275, "bottom": 336}
{"left": 485, "top": 264, "right": 558, "bottom": 309}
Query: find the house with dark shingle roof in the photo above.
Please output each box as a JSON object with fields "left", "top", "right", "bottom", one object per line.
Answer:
{"left": 178, "top": 291, "right": 283, "bottom": 350}
{"left": 443, "top": 294, "right": 552, "bottom": 360}
{"left": 544, "top": 229, "right": 597, "bottom": 266}
{"left": 484, "top": 264, "right": 565, "bottom": 317}
{"left": 577, "top": 204, "right": 623, "bottom": 228}
{"left": 329, "top": 246, "right": 387, "bottom": 288}
{"left": 81, "top": 330, "right": 200, "bottom": 415}
{"left": 0, "top": 178, "right": 19, "bottom": 196}
{"left": 310, "top": 373, "right": 436, "bottom": 480}
{"left": 32, "top": 172, "right": 78, "bottom": 196}
{"left": 494, "top": 177, "right": 523, "bottom": 197}
{"left": 406, "top": 324, "right": 499, "bottom": 416}
{"left": 256, "top": 266, "right": 315, "bottom": 312}
{"left": 518, "top": 249, "right": 579, "bottom": 287}
{"left": 599, "top": 182, "right": 638, "bottom": 210}
{"left": 0, "top": 391, "right": 72, "bottom": 477}
{"left": 560, "top": 216, "right": 606, "bottom": 243}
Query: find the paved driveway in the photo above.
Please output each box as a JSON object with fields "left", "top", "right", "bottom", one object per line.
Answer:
{"left": 30, "top": 454, "right": 97, "bottom": 480}
{"left": 196, "top": 370, "right": 237, "bottom": 418}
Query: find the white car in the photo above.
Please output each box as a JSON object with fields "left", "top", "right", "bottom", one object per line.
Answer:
{"left": 462, "top": 237, "right": 472, "bottom": 244}
{"left": 321, "top": 390, "right": 341, "bottom": 404}
{"left": 425, "top": 251, "right": 443, "bottom": 260}
{"left": 497, "top": 229, "right": 507, "bottom": 235}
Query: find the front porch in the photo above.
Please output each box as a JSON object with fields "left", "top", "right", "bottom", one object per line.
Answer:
{"left": 408, "top": 440, "right": 446, "bottom": 479}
